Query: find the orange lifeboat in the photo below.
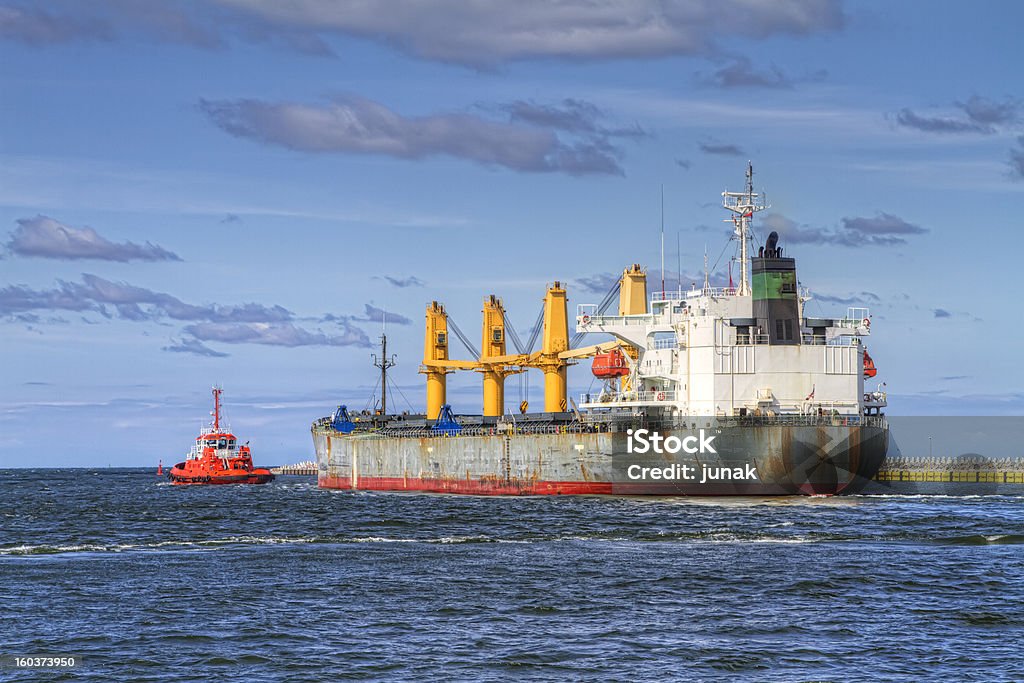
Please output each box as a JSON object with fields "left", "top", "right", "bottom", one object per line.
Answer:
{"left": 168, "top": 387, "right": 275, "bottom": 485}
{"left": 863, "top": 349, "right": 878, "bottom": 378}
{"left": 592, "top": 348, "right": 630, "bottom": 379}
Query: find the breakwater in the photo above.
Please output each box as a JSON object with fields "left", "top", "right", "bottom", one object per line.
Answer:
{"left": 875, "top": 455, "right": 1024, "bottom": 483}
{"left": 270, "top": 460, "right": 317, "bottom": 476}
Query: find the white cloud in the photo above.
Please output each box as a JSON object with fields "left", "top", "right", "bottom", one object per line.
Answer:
{"left": 1, "top": 0, "right": 845, "bottom": 66}
{"left": 7, "top": 215, "right": 180, "bottom": 262}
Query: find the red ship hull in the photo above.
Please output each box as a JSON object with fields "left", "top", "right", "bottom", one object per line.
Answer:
{"left": 319, "top": 475, "right": 610, "bottom": 495}
{"left": 169, "top": 465, "right": 274, "bottom": 485}
{"left": 317, "top": 475, "right": 861, "bottom": 496}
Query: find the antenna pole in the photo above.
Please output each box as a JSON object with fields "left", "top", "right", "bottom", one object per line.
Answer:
{"left": 703, "top": 245, "right": 710, "bottom": 293}
{"left": 381, "top": 333, "right": 388, "bottom": 415}
{"left": 676, "top": 229, "right": 682, "bottom": 295}
{"left": 740, "top": 163, "right": 751, "bottom": 296}
{"left": 660, "top": 184, "right": 665, "bottom": 296}
{"left": 212, "top": 386, "right": 222, "bottom": 431}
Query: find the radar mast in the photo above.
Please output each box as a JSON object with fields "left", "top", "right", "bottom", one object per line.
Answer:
{"left": 722, "top": 162, "right": 769, "bottom": 296}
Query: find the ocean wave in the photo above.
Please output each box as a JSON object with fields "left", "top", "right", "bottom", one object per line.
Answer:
{"left": 856, "top": 493, "right": 1024, "bottom": 500}
{"left": 932, "top": 534, "right": 1024, "bottom": 546}
{"left": 0, "top": 535, "right": 319, "bottom": 556}
{"left": 7, "top": 527, "right": 1024, "bottom": 556}
{"left": 0, "top": 534, "right": 540, "bottom": 555}
{"left": 0, "top": 532, "right": 811, "bottom": 554}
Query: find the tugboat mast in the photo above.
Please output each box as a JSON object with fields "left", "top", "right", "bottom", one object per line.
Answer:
{"left": 212, "top": 386, "right": 222, "bottom": 431}
{"left": 722, "top": 161, "right": 769, "bottom": 296}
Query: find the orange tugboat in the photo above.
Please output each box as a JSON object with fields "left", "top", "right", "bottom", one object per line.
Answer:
{"left": 169, "top": 387, "right": 274, "bottom": 485}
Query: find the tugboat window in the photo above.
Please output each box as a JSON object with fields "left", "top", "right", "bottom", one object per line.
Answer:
{"left": 218, "top": 439, "right": 227, "bottom": 448}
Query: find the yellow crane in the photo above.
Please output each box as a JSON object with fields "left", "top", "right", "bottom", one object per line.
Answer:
{"left": 478, "top": 295, "right": 524, "bottom": 417}
{"left": 617, "top": 264, "right": 648, "bottom": 392}
{"left": 419, "top": 267, "right": 648, "bottom": 418}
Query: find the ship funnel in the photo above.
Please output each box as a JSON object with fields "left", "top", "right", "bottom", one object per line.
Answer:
{"left": 752, "top": 237, "right": 800, "bottom": 346}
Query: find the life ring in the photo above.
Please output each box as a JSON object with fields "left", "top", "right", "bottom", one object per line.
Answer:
{"left": 581, "top": 314, "right": 591, "bottom": 325}
{"left": 656, "top": 392, "right": 666, "bottom": 401}
{"left": 863, "top": 318, "right": 870, "bottom": 327}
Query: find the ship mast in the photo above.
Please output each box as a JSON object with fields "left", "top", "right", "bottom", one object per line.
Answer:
{"left": 722, "top": 161, "right": 769, "bottom": 296}
{"left": 372, "top": 315, "right": 397, "bottom": 416}
{"left": 212, "top": 386, "right": 222, "bottom": 431}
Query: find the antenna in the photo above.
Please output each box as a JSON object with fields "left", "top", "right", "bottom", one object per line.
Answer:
{"left": 676, "top": 229, "right": 682, "bottom": 295}
{"left": 660, "top": 184, "right": 665, "bottom": 296}
{"left": 703, "top": 244, "right": 710, "bottom": 294}
{"left": 211, "top": 386, "right": 222, "bottom": 431}
{"left": 721, "top": 161, "right": 769, "bottom": 296}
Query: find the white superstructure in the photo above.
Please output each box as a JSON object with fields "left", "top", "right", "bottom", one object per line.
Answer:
{"left": 575, "top": 164, "right": 886, "bottom": 419}
{"left": 577, "top": 289, "right": 884, "bottom": 416}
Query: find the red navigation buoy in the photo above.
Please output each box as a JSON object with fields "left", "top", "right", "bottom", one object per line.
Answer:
{"left": 157, "top": 459, "right": 163, "bottom": 476}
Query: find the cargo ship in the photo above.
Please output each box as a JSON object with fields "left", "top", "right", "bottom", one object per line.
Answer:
{"left": 169, "top": 387, "right": 275, "bottom": 485}
{"left": 312, "top": 165, "right": 888, "bottom": 495}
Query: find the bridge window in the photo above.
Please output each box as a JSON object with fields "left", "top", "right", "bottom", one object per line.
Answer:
{"left": 649, "top": 331, "right": 676, "bottom": 350}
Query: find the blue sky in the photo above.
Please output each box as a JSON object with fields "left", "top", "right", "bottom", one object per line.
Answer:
{"left": 2, "top": 1, "right": 1022, "bottom": 466}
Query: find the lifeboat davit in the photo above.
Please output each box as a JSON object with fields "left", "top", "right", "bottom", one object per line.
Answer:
{"left": 592, "top": 348, "right": 630, "bottom": 379}
{"left": 863, "top": 348, "right": 878, "bottom": 378}
{"left": 168, "top": 387, "right": 275, "bottom": 485}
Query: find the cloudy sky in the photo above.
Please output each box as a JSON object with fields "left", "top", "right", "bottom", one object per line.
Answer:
{"left": 2, "top": 1, "right": 1022, "bottom": 466}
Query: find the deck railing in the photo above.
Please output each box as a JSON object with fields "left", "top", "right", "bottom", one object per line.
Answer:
{"left": 580, "top": 390, "right": 678, "bottom": 404}
{"left": 650, "top": 287, "right": 738, "bottom": 301}
{"left": 313, "top": 412, "right": 887, "bottom": 439}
